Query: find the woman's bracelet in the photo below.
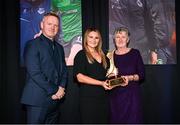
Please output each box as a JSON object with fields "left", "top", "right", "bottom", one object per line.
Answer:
{"left": 133, "top": 75, "right": 135, "bottom": 81}
{"left": 128, "top": 75, "right": 133, "bottom": 81}
{"left": 133, "top": 74, "right": 138, "bottom": 81}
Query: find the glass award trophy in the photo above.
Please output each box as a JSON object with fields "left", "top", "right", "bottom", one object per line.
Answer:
{"left": 106, "top": 50, "right": 125, "bottom": 87}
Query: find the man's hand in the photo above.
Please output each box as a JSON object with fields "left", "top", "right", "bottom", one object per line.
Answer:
{"left": 52, "top": 86, "right": 65, "bottom": 100}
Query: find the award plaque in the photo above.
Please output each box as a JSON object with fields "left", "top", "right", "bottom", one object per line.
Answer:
{"left": 107, "top": 76, "right": 125, "bottom": 88}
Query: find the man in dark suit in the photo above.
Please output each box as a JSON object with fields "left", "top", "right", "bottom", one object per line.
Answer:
{"left": 21, "top": 12, "right": 68, "bottom": 124}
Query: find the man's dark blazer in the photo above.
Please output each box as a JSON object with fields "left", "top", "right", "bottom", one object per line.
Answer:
{"left": 21, "top": 34, "right": 68, "bottom": 106}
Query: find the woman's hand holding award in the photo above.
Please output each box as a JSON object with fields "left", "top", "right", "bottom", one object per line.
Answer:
{"left": 106, "top": 64, "right": 125, "bottom": 88}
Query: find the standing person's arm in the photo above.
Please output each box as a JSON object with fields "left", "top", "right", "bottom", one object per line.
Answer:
{"left": 24, "top": 41, "right": 58, "bottom": 95}
{"left": 121, "top": 50, "right": 145, "bottom": 85}
{"left": 53, "top": 45, "right": 68, "bottom": 99}
{"left": 58, "top": 45, "right": 68, "bottom": 88}
{"left": 136, "top": 50, "right": 145, "bottom": 83}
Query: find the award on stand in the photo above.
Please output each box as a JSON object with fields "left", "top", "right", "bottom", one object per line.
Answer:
{"left": 106, "top": 50, "right": 125, "bottom": 88}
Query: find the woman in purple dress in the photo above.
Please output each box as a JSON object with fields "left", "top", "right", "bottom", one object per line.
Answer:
{"left": 108, "top": 27, "right": 145, "bottom": 124}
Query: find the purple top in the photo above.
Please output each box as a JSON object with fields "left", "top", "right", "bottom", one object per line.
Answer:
{"left": 109, "top": 48, "right": 145, "bottom": 124}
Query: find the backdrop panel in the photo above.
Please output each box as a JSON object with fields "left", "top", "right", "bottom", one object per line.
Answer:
{"left": 109, "top": 0, "right": 176, "bottom": 64}
{"left": 20, "top": 0, "right": 82, "bottom": 66}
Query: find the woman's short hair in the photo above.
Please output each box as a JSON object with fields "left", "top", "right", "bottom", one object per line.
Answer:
{"left": 113, "top": 27, "right": 130, "bottom": 37}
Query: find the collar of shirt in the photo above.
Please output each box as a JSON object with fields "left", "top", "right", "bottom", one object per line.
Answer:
{"left": 40, "top": 34, "right": 56, "bottom": 49}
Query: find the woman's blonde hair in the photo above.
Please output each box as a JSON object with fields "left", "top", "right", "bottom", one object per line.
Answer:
{"left": 83, "top": 28, "right": 107, "bottom": 68}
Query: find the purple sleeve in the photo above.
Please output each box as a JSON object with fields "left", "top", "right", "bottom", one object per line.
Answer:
{"left": 136, "top": 50, "right": 145, "bottom": 82}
